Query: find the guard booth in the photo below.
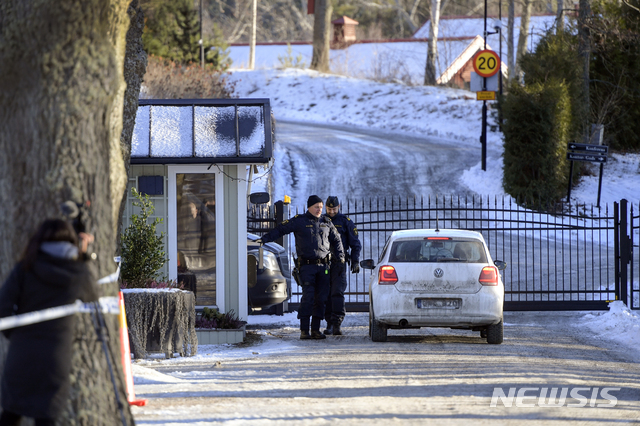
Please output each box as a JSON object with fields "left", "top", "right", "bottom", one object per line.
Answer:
{"left": 122, "top": 98, "right": 274, "bottom": 321}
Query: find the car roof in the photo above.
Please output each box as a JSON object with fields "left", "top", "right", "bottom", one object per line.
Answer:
{"left": 389, "top": 228, "right": 485, "bottom": 241}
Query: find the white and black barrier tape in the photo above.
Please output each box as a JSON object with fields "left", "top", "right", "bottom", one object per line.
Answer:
{"left": 0, "top": 296, "right": 120, "bottom": 331}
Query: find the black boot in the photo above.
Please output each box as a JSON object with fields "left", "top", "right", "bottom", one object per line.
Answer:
{"left": 323, "top": 324, "right": 334, "bottom": 335}
{"left": 333, "top": 324, "right": 343, "bottom": 336}
{"left": 310, "top": 330, "right": 327, "bottom": 340}
{"left": 300, "top": 330, "right": 311, "bottom": 340}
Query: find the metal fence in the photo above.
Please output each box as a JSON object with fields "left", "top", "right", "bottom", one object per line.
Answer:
{"left": 249, "top": 196, "right": 639, "bottom": 311}
{"left": 631, "top": 203, "right": 640, "bottom": 309}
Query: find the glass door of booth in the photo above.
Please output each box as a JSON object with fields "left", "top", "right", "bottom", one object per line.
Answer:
{"left": 169, "top": 167, "right": 223, "bottom": 307}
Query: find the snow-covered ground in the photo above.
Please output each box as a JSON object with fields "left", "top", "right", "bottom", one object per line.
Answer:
{"left": 131, "top": 68, "right": 640, "bottom": 373}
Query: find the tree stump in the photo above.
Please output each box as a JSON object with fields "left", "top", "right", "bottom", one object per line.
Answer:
{"left": 122, "top": 290, "right": 198, "bottom": 359}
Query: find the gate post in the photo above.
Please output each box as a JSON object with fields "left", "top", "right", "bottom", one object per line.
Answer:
{"left": 274, "top": 200, "right": 284, "bottom": 246}
{"left": 619, "top": 199, "right": 630, "bottom": 305}
{"left": 614, "top": 201, "right": 620, "bottom": 301}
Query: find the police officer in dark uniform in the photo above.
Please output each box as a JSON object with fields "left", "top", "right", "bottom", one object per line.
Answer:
{"left": 258, "top": 195, "right": 345, "bottom": 340}
{"left": 323, "top": 196, "right": 362, "bottom": 336}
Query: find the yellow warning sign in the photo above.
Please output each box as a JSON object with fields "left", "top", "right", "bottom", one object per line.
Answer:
{"left": 477, "top": 91, "right": 496, "bottom": 101}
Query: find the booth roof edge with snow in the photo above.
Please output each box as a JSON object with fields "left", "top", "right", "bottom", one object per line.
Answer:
{"left": 122, "top": 98, "right": 274, "bottom": 321}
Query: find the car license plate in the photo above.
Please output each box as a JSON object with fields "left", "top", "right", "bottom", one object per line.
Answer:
{"left": 417, "top": 298, "right": 461, "bottom": 309}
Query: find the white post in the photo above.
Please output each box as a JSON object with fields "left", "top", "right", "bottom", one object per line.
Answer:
{"left": 249, "top": 0, "right": 257, "bottom": 69}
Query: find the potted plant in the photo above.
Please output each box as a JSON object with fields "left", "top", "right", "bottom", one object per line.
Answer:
{"left": 120, "top": 188, "right": 197, "bottom": 358}
{"left": 195, "top": 308, "right": 247, "bottom": 345}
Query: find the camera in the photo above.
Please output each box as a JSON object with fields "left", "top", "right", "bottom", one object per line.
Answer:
{"left": 60, "top": 200, "right": 91, "bottom": 235}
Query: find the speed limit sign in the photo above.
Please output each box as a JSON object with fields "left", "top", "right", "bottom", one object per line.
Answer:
{"left": 473, "top": 50, "right": 501, "bottom": 78}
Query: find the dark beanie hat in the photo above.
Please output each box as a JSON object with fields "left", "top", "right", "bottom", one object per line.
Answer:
{"left": 326, "top": 196, "right": 340, "bottom": 208}
{"left": 307, "top": 195, "right": 323, "bottom": 208}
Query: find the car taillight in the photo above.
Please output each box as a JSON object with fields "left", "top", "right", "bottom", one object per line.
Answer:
{"left": 479, "top": 266, "right": 498, "bottom": 286}
{"left": 378, "top": 265, "right": 398, "bottom": 284}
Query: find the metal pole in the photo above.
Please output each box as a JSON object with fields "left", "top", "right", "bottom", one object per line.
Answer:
{"left": 481, "top": 101, "right": 487, "bottom": 171}
{"left": 567, "top": 160, "right": 574, "bottom": 202}
{"left": 249, "top": 0, "right": 257, "bottom": 70}
{"left": 481, "top": 0, "right": 487, "bottom": 171}
{"left": 199, "top": 0, "right": 204, "bottom": 68}
{"left": 597, "top": 163, "right": 604, "bottom": 208}
{"left": 499, "top": 0, "right": 503, "bottom": 96}
{"left": 484, "top": 0, "right": 488, "bottom": 50}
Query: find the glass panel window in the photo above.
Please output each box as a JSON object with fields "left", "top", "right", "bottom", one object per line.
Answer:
{"left": 131, "top": 105, "right": 150, "bottom": 157}
{"left": 389, "top": 239, "right": 487, "bottom": 263}
{"left": 151, "top": 106, "right": 193, "bottom": 157}
{"left": 238, "top": 106, "right": 265, "bottom": 156}
{"left": 194, "top": 106, "right": 236, "bottom": 157}
{"left": 176, "top": 173, "right": 216, "bottom": 305}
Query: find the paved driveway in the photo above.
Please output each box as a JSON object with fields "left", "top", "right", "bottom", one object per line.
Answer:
{"left": 131, "top": 311, "right": 640, "bottom": 425}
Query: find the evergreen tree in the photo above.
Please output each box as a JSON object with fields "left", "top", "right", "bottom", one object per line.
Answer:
{"left": 142, "top": 0, "right": 230, "bottom": 68}
{"left": 120, "top": 188, "right": 168, "bottom": 287}
{"left": 589, "top": 0, "right": 640, "bottom": 150}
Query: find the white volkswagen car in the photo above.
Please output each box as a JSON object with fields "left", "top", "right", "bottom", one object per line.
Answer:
{"left": 362, "top": 229, "right": 506, "bottom": 344}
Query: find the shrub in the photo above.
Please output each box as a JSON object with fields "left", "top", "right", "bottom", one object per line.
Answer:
{"left": 519, "top": 29, "right": 586, "bottom": 141}
{"left": 277, "top": 44, "right": 307, "bottom": 69}
{"left": 142, "top": 55, "right": 236, "bottom": 99}
{"left": 195, "top": 308, "right": 246, "bottom": 329}
{"left": 120, "top": 279, "right": 184, "bottom": 290}
{"left": 501, "top": 80, "right": 572, "bottom": 206}
{"left": 120, "top": 188, "right": 168, "bottom": 288}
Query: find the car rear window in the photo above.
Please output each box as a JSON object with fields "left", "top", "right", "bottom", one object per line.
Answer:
{"left": 388, "top": 239, "right": 488, "bottom": 263}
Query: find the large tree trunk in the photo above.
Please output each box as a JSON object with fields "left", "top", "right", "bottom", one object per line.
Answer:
{"left": 0, "top": 1, "right": 145, "bottom": 424}
{"left": 556, "top": 0, "right": 565, "bottom": 33}
{"left": 507, "top": 0, "right": 515, "bottom": 80}
{"left": 310, "top": 0, "right": 332, "bottom": 73}
{"left": 116, "top": 0, "right": 148, "bottom": 252}
{"left": 578, "top": 0, "right": 591, "bottom": 142}
{"left": 424, "top": 0, "right": 441, "bottom": 85}
{"left": 515, "top": 0, "right": 533, "bottom": 79}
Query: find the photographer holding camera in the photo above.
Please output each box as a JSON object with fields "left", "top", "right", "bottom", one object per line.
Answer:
{"left": 0, "top": 218, "right": 99, "bottom": 426}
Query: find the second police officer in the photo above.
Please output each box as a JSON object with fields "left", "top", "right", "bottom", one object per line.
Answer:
{"left": 258, "top": 195, "right": 345, "bottom": 340}
{"left": 323, "top": 196, "right": 362, "bottom": 336}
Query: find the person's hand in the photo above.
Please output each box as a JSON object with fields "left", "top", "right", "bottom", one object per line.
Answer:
{"left": 351, "top": 262, "right": 360, "bottom": 274}
{"left": 78, "top": 232, "right": 94, "bottom": 254}
{"left": 255, "top": 238, "right": 263, "bottom": 245}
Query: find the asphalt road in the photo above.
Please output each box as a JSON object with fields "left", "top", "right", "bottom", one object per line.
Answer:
{"left": 131, "top": 311, "right": 640, "bottom": 425}
{"left": 272, "top": 120, "right": 485, "bottom": 207}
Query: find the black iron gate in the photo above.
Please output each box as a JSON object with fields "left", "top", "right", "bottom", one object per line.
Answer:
{"left": 250, "top": 197, "right": 639, "bottom": 311}
{"left": 630, "top": 201, "right": 639, "bottom": 309}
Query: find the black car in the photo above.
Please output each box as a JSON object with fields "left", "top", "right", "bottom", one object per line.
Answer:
{"left": 247, "top": 233, "right": 291, "bottom": 312}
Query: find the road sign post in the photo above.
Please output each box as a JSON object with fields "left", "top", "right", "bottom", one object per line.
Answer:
{"left": 566, "top": 138, "right": 608, "bottom": 205}
{"left": 473, "top": 50, "right": 500, "bottom": 172}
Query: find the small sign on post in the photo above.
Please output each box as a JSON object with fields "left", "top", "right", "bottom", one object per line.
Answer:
{"left": 477, "top": 91, "right": 496, "bottom": 101}
{"left": 473, "top": 50, "right": 501, "bottom": 78}
{"left": 566, "top": 130, "right": 608, "bottom": 206}
{"left": 566, "top": 152, "right": 608, "bottom": 163}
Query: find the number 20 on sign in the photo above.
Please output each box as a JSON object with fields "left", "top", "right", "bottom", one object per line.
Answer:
{"left": 473, "top": 50, "right": 500, "bottom": 78}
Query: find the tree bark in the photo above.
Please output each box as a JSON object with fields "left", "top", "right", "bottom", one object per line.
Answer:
{"left": 515, "top": 0, "right": 533, "bottom": 79}
{"left": 507, "top": 0, "right": 515, "bottom": 80}
{"left": 424, "top": 0, "right": 441, "bottom": 85}
{"left": 0, "top": 1, "right": 145, "bottom": 424}
{"left": 556, "top": 0, "right": 565, "bottom": 33}
{"left": 310, "top": 0, "right": 332, "bottom": 73}
{"left": 578, "top": 0, "right": 591, "bottom": 142}
{"left": 116, "top": 0, "right": 148, "bottom": 253}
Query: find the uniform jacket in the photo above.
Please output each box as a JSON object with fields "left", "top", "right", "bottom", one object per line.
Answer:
{"left": 0, "top": 252, "right": 99, "bottom": 419}
{"left": 326, "top": 212, "right": 362, "bottom": 264}
{"left": 261, "top": 211, "right": 345, "bottom": 262}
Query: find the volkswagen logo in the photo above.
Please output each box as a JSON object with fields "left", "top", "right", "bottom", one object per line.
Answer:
{"left": 434, "top": 268, "right": 444, "bottom": 278}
